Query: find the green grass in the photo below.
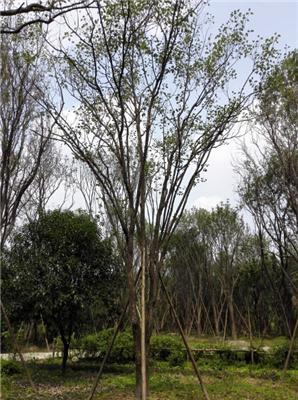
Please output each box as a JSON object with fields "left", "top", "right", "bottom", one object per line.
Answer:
{"left": 1, "top": 358, "right": 297, "bottom": 400}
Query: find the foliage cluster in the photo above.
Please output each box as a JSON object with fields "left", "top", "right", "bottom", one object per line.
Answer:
{"left": 57, "top": 330, "right": 186, "bottom": 365}
{"left": 2, "top": 210, "right": 123, "bottom": 371}
{"left": 150, "top": 334, "right": 185, "bottom": 366}
{"left": 1, "top": 360, "right": 22, "bottom": 376}
{"left": 81, "top": 329, "right": 135, "bottom": 363}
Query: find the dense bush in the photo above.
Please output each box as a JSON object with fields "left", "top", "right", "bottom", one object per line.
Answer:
{"left": 109, "top": 330, "right": 134, "bottom": 363}
{"left": 150, "top": 334, "right": 185, "bottom": 366}
{"left": 79, "top": 331, "right": 186, "bottom": 365}
{"left": 80, "top": 329, "right": 134, "bottom": 363}
{"left": 57, "top": 330, "right": 298, "bottom": 369}
{"left": 268, "top": 344, "right": 297, "bottom": 368}
{"left": 1, "top": 331, "right": 13, "bottom": 353}
{"left": 1, "top": 360, "right": 22, "bottom": 375}
{"left": 80, "top": 334, "right": 99, "bottom": 358}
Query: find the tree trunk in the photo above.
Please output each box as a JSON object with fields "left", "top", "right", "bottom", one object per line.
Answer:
{"left": 1, "top": 301, "right": 36, "bottom": 392}
{"left": 228, "top": 297, "right": 237, "bottom": 340}
{"left": 212, "top": 296, "right": 220, "bottom": 336}
{"left": 159, "top": 304, "right": 169, "bottom": 332}
{"left": 223, "top": 305, "right": 228, "bottom": 342}
{"left": 158, "top": 271, "right": 210, "bottom": 400}
{"left": 40, "top": 314, "right": 50, "bottom": 352}
{"left": 247, "top": 305, "right": 254, "bottom": 364}
{"left": 61, "top": 337, "right": 69, "bottom": 373}
{"left": 283, "top": 317, "right": 298, "bottom": 376}
{"left": 196, "top": 303, "right": 202, "bottom": 336}
{"left": 133, "top": 322, "right": 150, "bottom": 399}
{"left": 126, "top": 239, "right": 149, "bottom": 399}
{"left": 140, "top": 246, "right": 147, "bottom": 399}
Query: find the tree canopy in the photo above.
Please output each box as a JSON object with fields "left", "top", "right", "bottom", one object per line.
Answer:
{"left": 2, "top": 209, "right": 121, "bottom": 371}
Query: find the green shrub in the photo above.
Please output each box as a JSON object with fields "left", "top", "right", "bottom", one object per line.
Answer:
{"left": 110, "top": 330, "right": 134, "bottom": 363}
{"left": 1, "top": 331, "right": 12, "bottom": 353}
{"left": 270, "top": 344, "right": 291, "bottom": 368}
{"left": 80, "top": 331, "right": 187, "bottom": 365}
{"left": 81, "top": 334, "right": 100, "bottom": 358}
{"left": 1, "top": 359, "right": 22, "bottom": 375}
{"left": 168, "top": 349, "right": 185, "bottom": 367}
{"left": 150, "top": 334, "right": 185, "bottom": 365}
{"left": 80, "top": 329, "right": 134, "bottom": 363}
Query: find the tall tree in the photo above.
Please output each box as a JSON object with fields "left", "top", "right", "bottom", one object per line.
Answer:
{"left": 258, "top": 50, "right": 298, "bottom": 225}
{"left": 20, "top": 140, "right": 74, "bottom": 221}
{"left": 209, "top": 203, "right": 248, "bottom": 340}
{"left": 237, "top": 51, "right": 298, "bottom": 335}
{"left": 0, "top": 24, "right": 53, "bottom": 249}
{"left": 42, "top": 1, "right": 278, "bottom": 397}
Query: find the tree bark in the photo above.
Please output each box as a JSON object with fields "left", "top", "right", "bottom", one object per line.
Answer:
{"left": 283, "top": 317, "right": 298, "bottom": 376}
{"left": 61, "top": 336, "right": 70, "bottom": 374}
{"left": 126, "top": 238, "right": 148, "bottom": 399}
{"left": 40, "top": 314, "right": 50, "bottom": 352}
{"left": 140, "top": 246, "right": 147, "bottom": 399}
{"left": 228, "top": 297, "right": 237, "bottom": 340}
{"left": 212, "top": 296, "right": 221, "bottom": 336}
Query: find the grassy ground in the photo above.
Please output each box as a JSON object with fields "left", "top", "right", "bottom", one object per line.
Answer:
{"left": 1, "top": 358, "right": 297, "bottom": 400}
{"left": 187, "top": 335, "right": 290, "bottom": 349}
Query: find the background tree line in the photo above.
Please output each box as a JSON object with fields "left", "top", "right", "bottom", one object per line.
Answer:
{"left": 156, "top": 202, "right": 297, "bottom": 339}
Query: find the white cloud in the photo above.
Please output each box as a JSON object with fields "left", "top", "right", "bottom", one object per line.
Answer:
{"left": 192, "top": 195, "right": 224, "bottom": 211}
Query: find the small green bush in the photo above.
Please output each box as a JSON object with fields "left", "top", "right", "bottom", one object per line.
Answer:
{"left": 168, "top": 349, "right": 185, "bottom": 367}
{"left": 270, "top": 344, "right": 292, "bottom": 368}
{"left": 1, "top": 359, "right": 22, "bottom": 375}
{"left": 81, "top": 334, "right": 100, "bottom": 358}
{"left": 1, "top": 331, "right": 14, "bottom": 353}
{"left": 110, "top": 330, "right": 134, "bottom": 363}
{"left": 150, "top": 334, "right": 185, "bottom": 365}
{"left": 80, "top": 329, "right": 134, "bottom": 363}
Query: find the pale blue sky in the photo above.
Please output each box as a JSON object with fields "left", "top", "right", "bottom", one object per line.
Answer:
{"left": 188, "top": 0, "right": 297, "bottom": 213}
{"left": 209, "top": 1, "right": 297, "bottom": 50}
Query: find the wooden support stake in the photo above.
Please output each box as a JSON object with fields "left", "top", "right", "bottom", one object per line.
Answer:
{"left": 158, "top": 271, "right": 210, "bottom": 400}
{"left": 87, "top": 298, "right": 129, "bottom": 400}
{"left": 40, "top": 314, "right": 50, "bottom": 352}
{"left": 88, "top": 268, "right": 142, "bottom": 400}
{"left": 1, "top": 301, "right": 37, "bottom": 393}
{"left": 283, "top": 317, "right": 298, "bottom": 377}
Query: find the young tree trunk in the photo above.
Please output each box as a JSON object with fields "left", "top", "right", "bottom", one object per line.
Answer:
{"left": 61, "top": 336, "right": 70, "bottom": 374}
{"left": 133, "top": 322, "right": 150, "bottom": 399}
{"left": 212, "top": 295, "right": 222, "bottom": 336}
{"left": 126, "top": 239, "right": 149, "bottom": 399}
{"left": 247, "top": 305, "right": 254, "bottom": 364}
{"left": 159, "top": 304, "right": 170, "bottom": 332}
{"left": 223, "top": 305, "right": 228, "bottom": 342}
{"left": 196, "top": 304, "right": 202, "bottom": 336}
{"left": 228, "top": 297, "right": 237, "bottom": 340}
{"left": 158, "top": 271, "right": 210, "bottom": 400}
{"left": 1, "top": 302, "right": 36, "bottom": 392}
{"left": 140, "top": 246, "right": 147, "bottom": 400}
{"left": 40, "top": 314, "right": 50, "bottom": 352}
{"left": 283, "top": 317, "right": 298, "bottom": 376}
{"left": 52, "top": 338, "right": 56, "bottom": 358}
